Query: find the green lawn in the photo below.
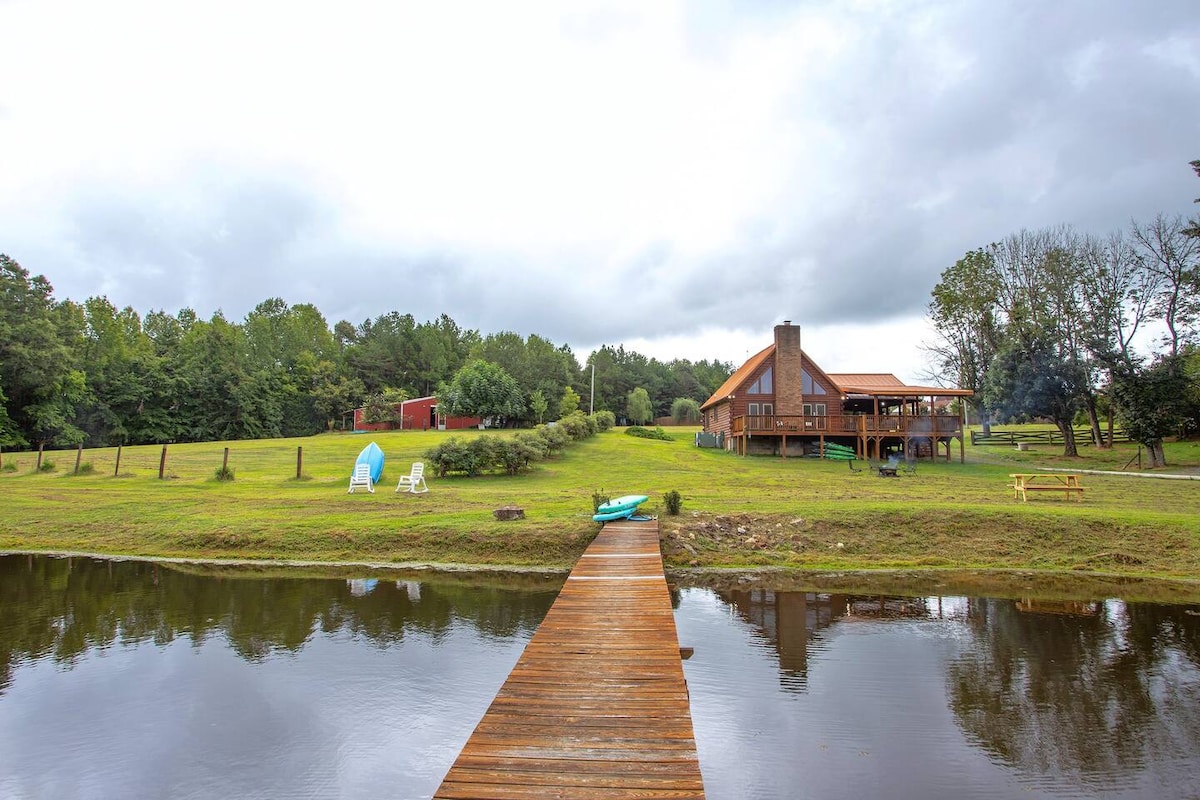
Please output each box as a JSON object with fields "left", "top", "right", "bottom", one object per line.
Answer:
{"left": 2, "top": 427, "right": 1198, "bottom": 591}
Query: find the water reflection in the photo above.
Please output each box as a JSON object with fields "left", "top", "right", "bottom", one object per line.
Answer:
{"left": 949, "top": 598, "right": 1200, "bottom": 795}
{"left": 682, "top": 588, "right": 1200, "bottom": 799}
{"left": 717, "top": 589, "right": 943, "bottom": 691}
{"left": 0, "top": 554, "right": 559, "bottom": 799}
{"left": 5, "top": 556, "right": 1200, "bottom": 800}
{"left": 0, "top": 554, "right": 559, "bottom": 689}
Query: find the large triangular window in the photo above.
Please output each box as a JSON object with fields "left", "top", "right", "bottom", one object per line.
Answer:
{"left": 802, "top": 369, "right": 826, "bottom": 395}
{"left": 747, "top": 366, "right": 773, "bottom": 395}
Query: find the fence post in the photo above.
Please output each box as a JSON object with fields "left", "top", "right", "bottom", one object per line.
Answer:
{"left": 74, "top": 443, "right": 83, "bottom": 474}
{"left": 296, "top": 446, "right": 303, "bottom": 479}
{"left": 222, "top": 447, "right": 230, "bottom": 473}
{"left": 158, "top": 444, "right": 168, "bottom": 480}
{"left": 114, "top": 444, "right": 123, "bottom": 476}
{"left": 37, "top": 443, "right": 44, "bottom": 470}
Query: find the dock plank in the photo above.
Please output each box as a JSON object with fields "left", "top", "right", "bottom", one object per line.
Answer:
{"left": 434, "top": 519, "right": 704, "bottom": 799}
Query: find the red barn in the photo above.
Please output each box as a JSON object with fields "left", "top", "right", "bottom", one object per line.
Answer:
{"left": 353, "top": 396, "right": 482, "bottom": 432}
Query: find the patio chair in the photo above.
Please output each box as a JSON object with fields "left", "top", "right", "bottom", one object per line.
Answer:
{"left": 395, "top": 462, "right": 429, "bottom": 494}
{"left": 348, "top": 463, "right": 374, "bottom": 493}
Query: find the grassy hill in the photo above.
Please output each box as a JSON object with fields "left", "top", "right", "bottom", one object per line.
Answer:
{"left": 2, "top": 427, "right": 1198, "bottom": 590}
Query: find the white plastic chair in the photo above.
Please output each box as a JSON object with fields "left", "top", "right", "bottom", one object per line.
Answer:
{"left": 395, "top": 462, "right": 429, "bottom": 494}
{"left": 348, "top": 463, "right": 374, "bottom": 493}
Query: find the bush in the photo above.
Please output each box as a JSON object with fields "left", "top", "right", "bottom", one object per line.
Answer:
{"left": 536, "top": 423, "right": 571, "bottom": 455}
{"left": 213, "top": 465, "right": 235, "bottom": 481}
{"left": 664, "top": 490, "right": 682, "bottom": 515}
{"left": 589, "top": 410, "right": 616, "bottom": 432}
{"left": 557, "top": 411, "right": 593, "bottom": 440}
{"left": 426, "top": 435, "right": 547, "bottom": 477}
{"left": 503, "top": 433, "right": 547, "bottom": 475}
{"left": 491, "top": 436, "right": 532, "bottom": 476}
{"left": 592, "top": 489, "right": 610, "bottom": 512}
{"left": 77, "top": 462, "right": 95, "bottom": 475}
{"left": 425, "top": 437, "right": 470, "bottom": 477}
{"left": 38, "top": 460, "right": 56, "bottom": 472}
{"left": 625, "top": 426, "right": 672, "bottom": 441}
{"left": 1, "top": 461, "right": 16, "bottom": 473}
{"left": 465, "top": 436, "right": 501, "bottom": 476}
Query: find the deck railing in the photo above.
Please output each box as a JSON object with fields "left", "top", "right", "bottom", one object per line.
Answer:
{"left": 731, "top": 413, "right": 962, "bottom": 436}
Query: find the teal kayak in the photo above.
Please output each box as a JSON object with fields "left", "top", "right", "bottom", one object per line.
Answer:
{"left": 593, "top": 494, "right": 648, "bottom": 522}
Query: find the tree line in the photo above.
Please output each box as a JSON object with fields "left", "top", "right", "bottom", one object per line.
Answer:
{"left": 925, "top": 160, "right": 1200, "bottom": 466}
{"left": 0, "top": 256, "right": 732, "bottom": 450}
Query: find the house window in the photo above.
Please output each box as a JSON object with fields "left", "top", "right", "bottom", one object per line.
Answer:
{"left": 748, "top": 403, "right": 760, "bottom": 416}
{"left": 802, "top": 369, "right": 826, "bottom": 395}
{"left": 747, "top": 366, "right": 773, "bottom": 394}
{"left": 802, "top": 403, "right": 826, "bottom": 416}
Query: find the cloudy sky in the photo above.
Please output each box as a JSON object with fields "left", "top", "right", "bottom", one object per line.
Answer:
{"left": 2, "top": 0, "right": 1197, "bottom": 382}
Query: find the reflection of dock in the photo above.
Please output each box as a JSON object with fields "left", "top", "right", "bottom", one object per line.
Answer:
{"left": 434, "top": 519, "right": 704, "bottom": 799}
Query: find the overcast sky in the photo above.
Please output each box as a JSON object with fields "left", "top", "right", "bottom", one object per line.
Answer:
{"left": 2, "top": 0, "right": 1197, "bottom": 382}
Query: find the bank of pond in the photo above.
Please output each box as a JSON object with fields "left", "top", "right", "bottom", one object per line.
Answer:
{"left": 1, "top": 554, "right": 1198, "bottom": 799}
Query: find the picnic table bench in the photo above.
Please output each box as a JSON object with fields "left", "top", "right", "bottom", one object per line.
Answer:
{"left": 1010, "top": 473, "right": 1085, "bottom": 502}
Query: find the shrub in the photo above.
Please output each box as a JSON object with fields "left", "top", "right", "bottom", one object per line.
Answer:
{"left": 557, "top": 411, "right": 593, "bottom": 440}
{"left": 1, "top": 462, "right": 17, "bottom": 473}
{"left": 625, "top": 426, "right": 672, "bottom": 441}
{"left": 589, "top": 410, "right": 616, "bottom": 432}
{"left": 425, "top": 437, "right": 470, "bottom": 477}
{"left": 536, "top": 423, "right": 571, "bottom": 455}
{"left": 465, "top": 436, "right": 501, "bottom": 476}
{"left": 426, "top": 435, "right": 548, "bottom": 477}
{"left": 664, "top": 490, "right": 682, "bottom": 515}
{"left": 38, "top": 460, "right": 56, "bottom": 472}
{"left": 502, "top": 433, "right": 547, "bottom": 475}
{"left": 77, "top": 462, "right": 95, "bottom": 475}
{"left": 592, "top": 489, "right": 610, "bottom": 512}
{"left": 213, "top": 465, "right": 235, "bottom": 481}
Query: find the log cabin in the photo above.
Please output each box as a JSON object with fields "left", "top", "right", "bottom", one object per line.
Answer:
{"left": 700, "top": 321, "right": 974, "bottom": 461}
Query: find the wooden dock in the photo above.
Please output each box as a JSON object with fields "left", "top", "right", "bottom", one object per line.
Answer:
{"left": 434, "top": 518, "right": 705, "bottom": 799}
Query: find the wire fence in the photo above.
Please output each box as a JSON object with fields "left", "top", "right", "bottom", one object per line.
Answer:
{"left": 0, "top": 440, "right": 380, "bottom": 483}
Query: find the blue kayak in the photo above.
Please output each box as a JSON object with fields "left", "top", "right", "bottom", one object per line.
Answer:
{"left": 355, "top": 441, "right": 385, "bottom": 483}
{"left": 597, "top": 494, "right": 649, "bottom": 514}
{"left": 592, "top": 494, "right": 648, "bottom": 522}
{"left": 592, "top": 507, "right": 637, "bottom": 522}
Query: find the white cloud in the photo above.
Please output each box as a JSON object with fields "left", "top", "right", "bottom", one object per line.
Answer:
{"left": 1, "top": 0, "right": 1198, "bottom": 380}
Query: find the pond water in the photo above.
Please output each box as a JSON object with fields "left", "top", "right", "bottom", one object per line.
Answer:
{"left": 1, "top": 555, "right": 1198, "bottom": 799}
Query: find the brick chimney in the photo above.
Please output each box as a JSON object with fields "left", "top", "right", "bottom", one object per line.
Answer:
{"left": 774, "top": 321, "right": 802, "bottom": 415}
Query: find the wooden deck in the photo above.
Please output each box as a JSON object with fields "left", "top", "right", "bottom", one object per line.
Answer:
{"left": 434, "top": 518, "right": 705, "bottom": 799}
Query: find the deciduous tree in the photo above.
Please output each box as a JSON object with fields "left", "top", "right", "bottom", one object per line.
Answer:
{"left": 626, "top": 387, "right": 653, "bottom": 425}
{"left": 438, "top": 360, "right": 524, "bottom": 424}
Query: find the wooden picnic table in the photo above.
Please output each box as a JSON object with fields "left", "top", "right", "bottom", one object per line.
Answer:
{"left": 1010, "top": 473, "right": 1085, "bottom": 502}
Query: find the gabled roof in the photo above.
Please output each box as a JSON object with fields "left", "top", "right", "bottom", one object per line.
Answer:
{"left": 701, "top": 344, "right": 773, "bottom": 411}
{"left": 702, "top": 351, "right": 974, "bottom": 410}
